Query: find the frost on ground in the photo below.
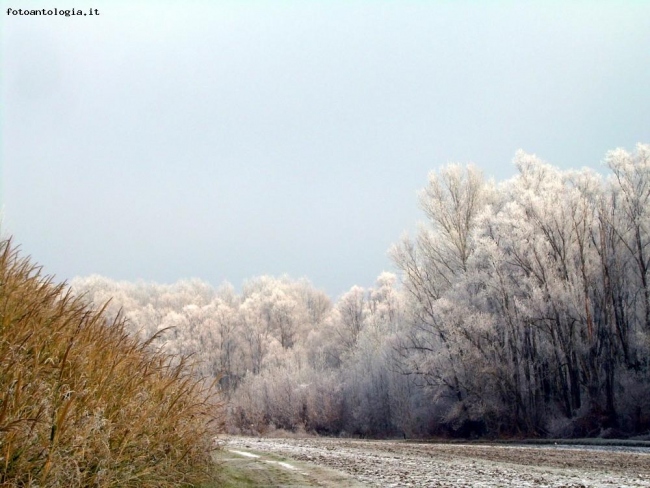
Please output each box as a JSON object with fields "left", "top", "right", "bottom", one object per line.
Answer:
{"left": 225, "top": 436, "right": 650, "bottom": 487}
{"left": 228, "top": 449, "right": 261, "bottom": 458}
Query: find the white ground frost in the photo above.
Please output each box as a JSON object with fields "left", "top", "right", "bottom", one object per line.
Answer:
{"left": 226, "top": 436, "right": 650, "bottom": 487}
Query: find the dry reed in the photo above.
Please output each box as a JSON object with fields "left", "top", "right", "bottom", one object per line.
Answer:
{"left": 0, "top": 239, "right": 223, "bottom": 487}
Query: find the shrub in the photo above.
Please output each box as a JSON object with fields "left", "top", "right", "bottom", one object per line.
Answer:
{"left": 0, "top": 239, "right": 222, "bottom": 487}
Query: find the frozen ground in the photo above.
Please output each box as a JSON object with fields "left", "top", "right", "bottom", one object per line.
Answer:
{"left": 224, "top": 435, "right": 650, "bottom": 487}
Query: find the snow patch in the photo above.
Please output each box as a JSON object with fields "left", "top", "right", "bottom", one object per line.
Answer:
{"left": 265, "top": 460, "right": 298, "bottom": 470}
{"left": 228, "top": 449, "right": 260, "bottom": 458}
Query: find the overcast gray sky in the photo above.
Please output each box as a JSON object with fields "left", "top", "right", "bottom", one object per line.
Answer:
{"left": 1, "top": 1, "right": 649, "bottom": 298}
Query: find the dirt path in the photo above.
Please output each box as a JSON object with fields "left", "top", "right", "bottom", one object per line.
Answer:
{"left": 215, "top": 442, "right": 365, "bottom": 487}
{"left": 223, "top": 436, "right": 650, "bottom": 487}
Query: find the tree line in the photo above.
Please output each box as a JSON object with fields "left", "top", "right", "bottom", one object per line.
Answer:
{"left": 72, "top": 143, "right": 650, "bottom": 438}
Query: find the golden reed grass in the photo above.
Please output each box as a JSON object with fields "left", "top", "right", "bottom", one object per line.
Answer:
{"left": 0, "top": 239, "right": 223, "bottom": 487}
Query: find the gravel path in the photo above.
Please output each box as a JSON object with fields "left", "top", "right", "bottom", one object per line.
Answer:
{"left": 225, "top": 436, "right": 650, "bottom": 487}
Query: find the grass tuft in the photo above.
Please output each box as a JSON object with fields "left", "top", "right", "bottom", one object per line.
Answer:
{"left": 0, "top": 239, "right": 223, "bottom": 487}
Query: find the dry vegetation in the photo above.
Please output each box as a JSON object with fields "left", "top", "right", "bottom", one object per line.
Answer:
{"left": 0, "top": 239, "right": 223, "bottom": 487}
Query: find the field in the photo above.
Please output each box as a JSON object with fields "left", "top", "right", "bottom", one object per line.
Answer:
{"left": 219, "top": 436, "right": 650, "bottom": 487}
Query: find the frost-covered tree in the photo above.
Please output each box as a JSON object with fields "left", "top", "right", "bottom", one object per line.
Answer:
{"left": 333, "top": 285, "right": 366, "bottom": 352}
{"left": 390, "top": 145, "right": 650, "bottom": 436}
{"left": 606, "top": 144, "right": 650, "bottom": 331}
{"left": 71, "top": 145, "right": 650, "bottom": 439}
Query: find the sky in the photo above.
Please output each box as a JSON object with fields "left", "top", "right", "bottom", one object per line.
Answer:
{"left": 1, "top": 1, "right": 649, "bottom": 298}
